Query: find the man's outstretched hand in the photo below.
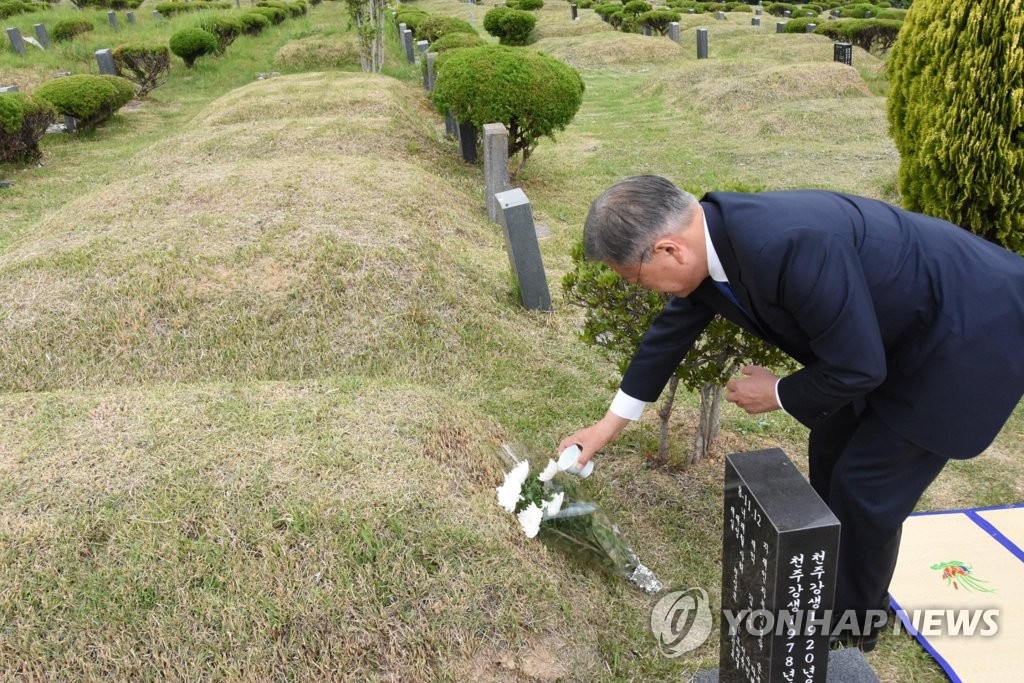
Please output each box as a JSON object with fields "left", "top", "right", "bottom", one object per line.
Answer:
{"left": 725, "top": 365, "right": 781, "bottom": 414}
{"left": 558, "top": 412, "right": 631, "bottom": 469}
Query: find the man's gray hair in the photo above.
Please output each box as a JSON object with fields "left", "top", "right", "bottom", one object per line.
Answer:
{"left": 583, "top": 175, "right": 698, "bottom": 265}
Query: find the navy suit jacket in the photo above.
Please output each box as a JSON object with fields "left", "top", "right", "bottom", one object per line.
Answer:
{"left": 619, "top": 191, "right": 1024, "bottom": 459}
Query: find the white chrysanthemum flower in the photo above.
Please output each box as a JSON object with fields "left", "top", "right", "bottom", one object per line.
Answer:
{"left": 538, "top": 459, "right": 559, "bottom": 482}
{"left": 517, "top": 502, "right": 543, "bottom": 539}
{"left": 508, "top": 460, "right": 529, "bottom": 486}
{"left": 495, "top": 479, "right": 522, "bottom": 513}
{"left": 543, "top": 491, "right": 564, "bottom": 517}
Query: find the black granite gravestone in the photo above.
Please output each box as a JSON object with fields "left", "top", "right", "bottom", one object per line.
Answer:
{"left": 833, "top": 42, "right": 853, "bottom": 66}
{"left": 720, "top": 449, "right": 839, "bottom": 683}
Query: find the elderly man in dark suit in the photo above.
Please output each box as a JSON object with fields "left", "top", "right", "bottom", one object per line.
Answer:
{"left": 561, "top": 175, "right": 1024, "bottom": 650}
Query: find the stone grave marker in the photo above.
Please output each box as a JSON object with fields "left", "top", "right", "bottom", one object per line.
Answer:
{"left": 751, "top": 17, "right": 760, "bottom": 26}
{"left": 668, "top": 21, "right": 680, "bottom": 43}
{"left": 570, "top": 3, "right": 577, "bottom": 20}
{"left": 783, "top": 9, "right": 791, "bottom": 17}
{"left": 0, "top": 85, "right": 19, "bottom": 93}
{"left": 416, "top": 39, "right": 428, "bottom": 62}
{"left": 494, "top": 188, "right": 552, "bottom": 312}
{"left": 402, "top": 29, "right": 415, "bottom": 63}
{"left": 776, "top": 21, "right": 785, "bottom": 33}
{"left": 33, "top": 24, "right": 49, "bottom": 49}
{"left": 445, "top": 112, "right": 457, "bottom": 138}
{"left": 642, "top": 24, "right": 651, "bottom": 36}
{"left": 153, "top": 10, "right": 162, "bottom": 20}
{"left": 426, "top": 52, "right": 437, "bottom": 91}
{"left": 864, "top": 9, "right": 871, "bottom": 18}
{"left": 696, "top": 448, "right": 878, "bottom": 683}
{"left": 833, "top": 42, "right": 852, "bottom": 66}
{"left": 107, "top": 11, "right": 118, "bottom": 30}
{"left": 718, "top": 449, "right": 839, "bottom": 681}
{"left": 6, "top": 27, "right": 26, "bottom": 56}
{"left": 755, "top": 6, "right": 761, "bottom": 15}
{"left": 127, "top": 11, "right": 135, "bottom": 23}
{"left": 687, "top": 8, "right": 695, "bottom": 13}
{"left": 483, "top": 123, "right": 510, "bottom": 224}
{"left": 696, "top": 27, "right": 708, "bottom": 59}
{"left": 806, "top": 11, "right": 814, "bottom": 16}
{"left": 95, "top": 48, "right": 117, "bottom": 75}
{"left": 457, "top": 120, "right": 477, "bottom": 163}
{"left": 716, "top": 10, "right": 725, "bottom": 20}
{"left": 805, "top": 22, "right": 816, "bottom": 32}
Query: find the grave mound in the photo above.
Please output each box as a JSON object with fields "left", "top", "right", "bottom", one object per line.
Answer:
{"left": 534, "top": 31, "right": 682, "bottom": 69}
{"left": 273, "top": 35, "right": 361, "bottom": 70}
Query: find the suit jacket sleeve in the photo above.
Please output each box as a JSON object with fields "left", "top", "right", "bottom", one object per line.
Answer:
{"left": 769, "top": 227, "right": 888, "bottom": 427}
{"left": 619, "top": 295, "right": 716, "bottom": 402}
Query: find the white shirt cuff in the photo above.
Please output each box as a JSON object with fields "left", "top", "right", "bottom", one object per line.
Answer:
{"left": 774, "top": 379, "right": 789, "bottom": 416}
{"left": 609, "top": 389, "right": 648, "bottom": 421}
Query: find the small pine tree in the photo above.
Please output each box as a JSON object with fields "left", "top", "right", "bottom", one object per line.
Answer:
{"left": 887, "top": 0, "right": 1024, "bottom": 252}
{"left": 562, "top": 241, "right": 793, "bottom": 467}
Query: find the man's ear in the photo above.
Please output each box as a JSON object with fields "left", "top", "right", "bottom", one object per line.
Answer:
{"left": 652, "top": 235, "right": 690, "bottom": 264}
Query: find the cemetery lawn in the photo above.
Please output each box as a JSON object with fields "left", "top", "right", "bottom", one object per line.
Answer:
{"left": 1, "top": 1, "right": 1021, "bottom": 680}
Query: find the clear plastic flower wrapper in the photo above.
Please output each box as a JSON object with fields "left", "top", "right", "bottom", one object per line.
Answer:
{"left": 496, "top": 444, "right": 663, "bottom": 595}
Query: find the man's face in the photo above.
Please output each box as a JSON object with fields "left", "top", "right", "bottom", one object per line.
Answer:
{"left": 607, "top": 233, "right": 708, "bottom": 298}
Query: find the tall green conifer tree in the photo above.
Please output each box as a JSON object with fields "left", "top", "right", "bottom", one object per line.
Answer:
{"left": 887, "top": 0, "right": 1024, "bottom": 252}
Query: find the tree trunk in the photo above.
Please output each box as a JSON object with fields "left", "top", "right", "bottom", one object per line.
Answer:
{"left": 690, "top": 381, "right": 724, "bottom": 466}
{"left": 656, "top": 375, "right": 680, "bottom": 467}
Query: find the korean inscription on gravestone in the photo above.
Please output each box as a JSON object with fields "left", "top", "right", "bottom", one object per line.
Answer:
{"left": 719, "top": 449, "right": 839, "bottom": 683}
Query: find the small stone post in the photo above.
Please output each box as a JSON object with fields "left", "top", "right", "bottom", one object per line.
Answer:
{"left": 127, "top": 11, "right": 135, "bottom": 23}
{"left": 0, "top": 85, "right": 19, "bottom": 93}
{"left": 668, "top": 21, "right": 680, "bottom": 43}
{"left": 570, "top": 3, "right": 577, "bottom": 20}
{"left": 95, "top": 48, "right": 117, "bottom": 75}
{"left": 752, "top": 17, "right": 760, "bottom": 26}
{"left": 494, "top": 188, "right": 552, "bottom": 312}
{"left": 696, "top": 27, "right": 708, "bottom": 59}
{"left": 426, "top": 52, "right": 437, "bottom": 92}
{"left": 153, "top": 10, "right": 162, "bottom": 20}
{"left": 6, "top": 27, "right": 26, "bottom": 56}
{"left": 457, "top": 120, "right": 477, "bottom": 163}
{"left": 33, "top": 24, "right": 50, "bottom": 49}
{"left": 483, "top": 123, "right": 510, "bottom": 224}
{"left": 402, "top": 29, "right": 415, "bottom": 63}
{"left": 107, "top": 11, "right": 118, "bottom": 30}
{"left": 776, "top": 21, "right": 785, "bottom": 33}
{"left": 806, "top": 22, "right": 816, "bottom": 32}
{"left": 716, "top": 10, "right": 725, "bottom": 20}
{"left": 783, "top": 9, "right": 791, "bottom": 17}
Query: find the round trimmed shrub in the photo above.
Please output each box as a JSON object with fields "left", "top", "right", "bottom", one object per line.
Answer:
{"left": 169, "top": 27, "right": 219, "bottom": 67}
{"left": 813, "top": 18, "right": 901, "bottom": 52}
{"left": 52, "top": 18, "right": 94, "bottom": 42}
{"left": 154, "top": 1, "right": 231, "bottom": 15}
{"left": 622, "top": 0, "right": 651, "bottom": 15}
{"left": 726, "top": 2, "right": 752, "bottom": 11}
{"left": 239, "top": 11, "right": 271, "bottom": 34}
{"left": 416, "top": 16, "right": 477, "bottom": 42}
{"left": 482, "top": 7, "right": 536, "bottom": 45}
{"left": 639, "top": 9, "right": 681, "bottom": 33}
{"left": 888, "top": 0, "right": 1024, "bottom": 251}
{"left": 0, "top": 0, "right": 38, "bottom": 20}
{"left": 432, "top": 45, "right": 584, "bottom": 172}
{"left": 782, "top": 16, "right": 815, "bottom": 31}
{"left": 395, "top": 8, "right": 429, "bottom": 34}
{"left": 765, "top": 2, "right": 799, "bottom": 16}
{"left": 198, "top": 15, "right": 245, "bottom": 53}
{"left": 33, "top": 74, "right": 135, "bottom": 129}
{"left": 508, "top": 0, "right": 543, "bottom": 9}
{"left": 428, "top": 31, "right": 485, "bottom": 52}
{"left": 112, "top": 43, "right": 171, "bottom": 96}
{"left": 594, "top": 2, "right": 619, "bottom": 20}
{"left": 252, "top": 5, "right": 287, "bottom": 24}
{"left": 0, "top": 92, "right": 55, "bottom": 163}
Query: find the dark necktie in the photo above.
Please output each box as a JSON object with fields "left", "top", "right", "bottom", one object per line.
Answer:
{"left": 713, "top": 279, "right": 752, "bottom": 319}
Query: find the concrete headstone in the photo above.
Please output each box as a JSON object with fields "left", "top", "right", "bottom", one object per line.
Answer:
{"left": 33, "top": 23, "right": 49, "bottom": 49}
{"left": 95, "top": 48, "right": 117, "bottom": 76}
{"left": 696, "top": 27, "right": 708, "bottom": 59}
{"left": 107, "top": 11, "right": 117, "bottom": 29}
{"left": 668, "top": 21, "right": 680, "bottom": 43}
{"left": 494, "top": 188, "right": 552, "bottom": 312}
{"left": 483, "top": 123, "right": 510, "bottom": 224}
{"left": 6, "top": 27, "right": 26, "bottom": 56}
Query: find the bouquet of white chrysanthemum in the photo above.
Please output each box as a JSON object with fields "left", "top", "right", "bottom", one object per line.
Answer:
{"left": 496, "top": 444, "right": 662, "bottom": 594}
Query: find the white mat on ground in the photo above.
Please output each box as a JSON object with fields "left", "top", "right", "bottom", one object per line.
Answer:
{"left": 887, "top": 503, "right": 1024, "bottom": 683}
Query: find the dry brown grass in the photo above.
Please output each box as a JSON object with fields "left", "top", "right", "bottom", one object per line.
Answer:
{"left": 535, "top": 31, "right": 684, "bottom": 70}
{"left": 273, "top": 35, "right": 362, "bottom": 71}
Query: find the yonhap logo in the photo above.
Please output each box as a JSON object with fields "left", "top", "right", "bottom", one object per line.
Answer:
{"left": 650, "top": 587, "right": 714, "bottom": 657}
